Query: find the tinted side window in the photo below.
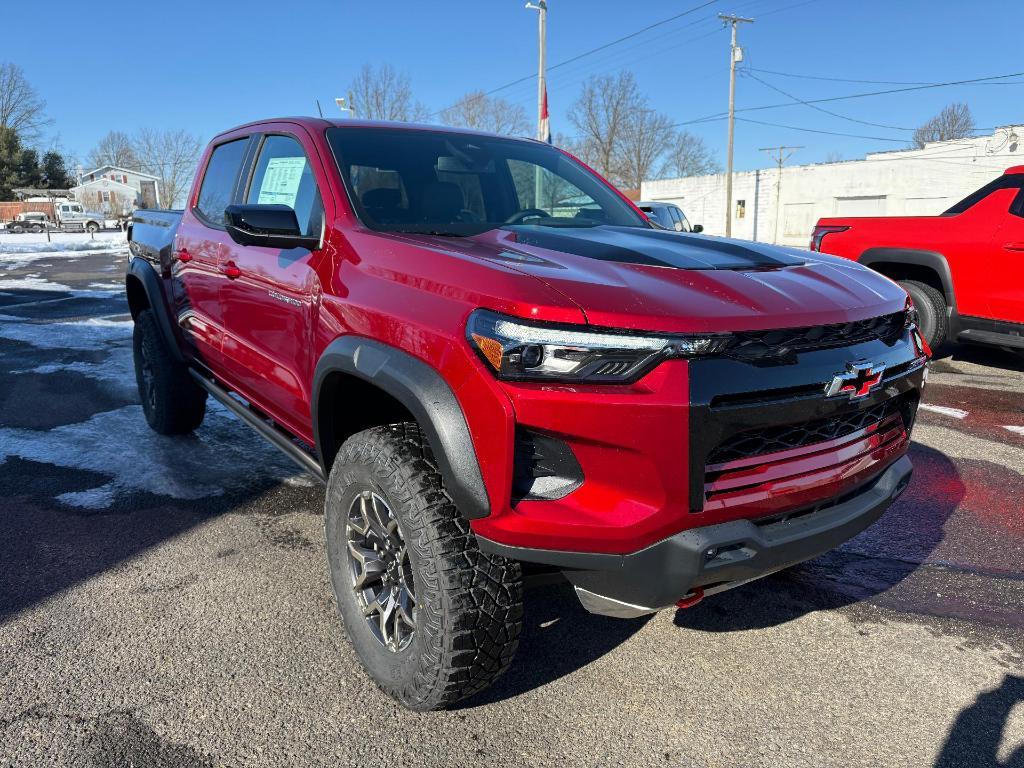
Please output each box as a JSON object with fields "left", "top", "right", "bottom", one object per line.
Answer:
{"left": 196, "top": 139, "right": 248, "bottom": 226}
{"left": 246, "top": 135, "right": 324, "bottom": 238}
{"left": 943, "top": 173, "right": 1023, "bottom": 215}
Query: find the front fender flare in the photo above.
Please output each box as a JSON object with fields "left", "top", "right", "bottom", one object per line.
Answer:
{"left": 312, "top": 337, "right": 490, "bottom": 520}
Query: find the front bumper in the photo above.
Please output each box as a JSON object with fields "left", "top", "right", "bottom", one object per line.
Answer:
{"left": 479, "top": 454, "right": 913, "bottom": 617}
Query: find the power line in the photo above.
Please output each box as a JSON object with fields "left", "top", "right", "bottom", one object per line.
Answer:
{"left": 429, "top": 0, "right": 719, "bottom": 117}
{"left": 674, "top": 69, "right": 1024, "bottom": 127}
{"left": 747, "top": 67, "right": 931, "bottom": 86}
{"left": 735, "top": 117, "right": 910, "bottom": 142}
{"left": 742, "top": 69, "right": 914, "bottom": 132}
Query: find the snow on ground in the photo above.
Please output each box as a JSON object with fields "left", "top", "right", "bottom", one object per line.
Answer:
{"left": 0, "top": 232, "right": 128, "bottom": 270}
{"left": 0, "top": 234, "right": 316, "bottom": 509}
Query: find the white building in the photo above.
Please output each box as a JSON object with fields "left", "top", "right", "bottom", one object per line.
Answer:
{"left": 72, "top": 165, "right": 161, "bottom": 214}
{"left": 640, "top": 125, "right": 1024, "bottom": 248}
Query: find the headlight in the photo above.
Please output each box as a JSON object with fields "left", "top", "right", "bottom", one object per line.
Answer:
{"left": 466, "top": 309, "right": 731, "bottom": 383}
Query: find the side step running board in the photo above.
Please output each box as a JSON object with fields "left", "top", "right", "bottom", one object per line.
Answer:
{"left": 189, "top": 369, "right": 326, "bottom": 483}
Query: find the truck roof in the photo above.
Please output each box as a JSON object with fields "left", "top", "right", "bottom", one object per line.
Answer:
{"left": 210, "top": 116, "right": 540, "bottom": 144}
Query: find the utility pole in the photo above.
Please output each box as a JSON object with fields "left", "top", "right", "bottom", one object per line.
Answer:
{"left": 720, "top": 13, "right": 753, "bottom": 238}
{"left": 526, "top": 1, "right": 548, "bottom": 141}
{"left": 759, "top": 145, "right": 802, "bottom": 244}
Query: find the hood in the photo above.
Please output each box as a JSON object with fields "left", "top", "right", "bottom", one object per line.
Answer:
{"left": 395, "top": 225, "right": 907, "bottom": 334}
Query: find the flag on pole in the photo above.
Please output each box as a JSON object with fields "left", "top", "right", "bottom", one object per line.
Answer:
{"left": 540, "top": 87, "right": 551, "bottom": 143}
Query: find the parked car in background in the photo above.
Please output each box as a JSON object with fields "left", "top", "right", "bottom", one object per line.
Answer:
{"left": 812, "top": 166, "right": 1024, "bottom": 352}
{"left": 3, "top": 211, "right": 53, "bottom": 234}
{"left": 636, "top": 200, "right": 702, "bottom": 233}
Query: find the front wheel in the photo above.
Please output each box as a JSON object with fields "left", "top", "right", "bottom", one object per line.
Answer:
{"left": 898, "top": 279, "right": 948, "bottom": 350}
{"left": 325, "top": 423, "right": 523, "bottom": 711}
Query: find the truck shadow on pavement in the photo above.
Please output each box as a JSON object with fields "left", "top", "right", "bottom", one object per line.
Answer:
{"left": 930, "top": 342, "right": 1024, "bottom": 374}
{"left": 459, "top": 576, "right": 650, "bottom": 708}
{"left": 672, "top": 442, "right": 965, "bottom": 633}
{"left": 934, "top": 674, "right": 1024, "bottom": 768}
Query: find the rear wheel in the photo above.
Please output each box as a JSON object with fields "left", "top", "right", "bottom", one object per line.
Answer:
{"left": 899, "top": 279, "right": 948, "bottom": 350}
{"left": 325, "top": 423, "right": 523, "bottom": 711}
{"left": 86, "top": 221, "right": 99, "bottom": 233}
{"left": 132, "top": 309, "right": 206, "bottom": 434}
{"left": 10, "top": 223, "right": 24, "bottom": 234}
{"left": 29, "top": 224, "right": 43, "bottom": 233}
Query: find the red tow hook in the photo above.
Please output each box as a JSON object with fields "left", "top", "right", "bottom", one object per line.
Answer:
{"left": 675, "top": 588, "right": 705, "bottom": 610}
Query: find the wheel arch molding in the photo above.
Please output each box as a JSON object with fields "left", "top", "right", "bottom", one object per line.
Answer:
{"left": 312, "top": 336, "right": 491, "bottom": 520}
{"left": 857, "top": 248, "right": 957, "bottom": 309}
{"left": 125, "top": 258, "right": 185, "bottom": 363}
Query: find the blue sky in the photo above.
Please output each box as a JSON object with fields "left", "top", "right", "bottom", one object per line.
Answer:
{"left": 12, "top": 0, "right": 1024, "bottom": 174}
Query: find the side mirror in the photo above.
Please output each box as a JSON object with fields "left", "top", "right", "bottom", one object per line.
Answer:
{"left": 692, "top": 224, "right": 704, "bottom": 234}
{"left": 224, "top": 204, "right": 320, "bottom": 250}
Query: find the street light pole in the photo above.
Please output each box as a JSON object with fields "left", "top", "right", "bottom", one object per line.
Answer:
{"left": 720, "top": 13, "right": 753, "bottom": 238}
{"left": 526, "top": 0, "right": 548, "bottom": 141}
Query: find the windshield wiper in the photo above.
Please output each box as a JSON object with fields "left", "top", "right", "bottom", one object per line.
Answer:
{"left": 391, "top": 227, "right": 473, "bottom": 238}
{"left": 523, "top": 219, "right": 601, "bottom": 228}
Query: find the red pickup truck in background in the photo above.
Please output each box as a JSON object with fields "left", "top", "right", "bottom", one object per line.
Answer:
{"left": 126, "top": 118, "right": 927, "bottom": 710}
{"left": 811, "top": 166, "right": 1024, "bottom": 353}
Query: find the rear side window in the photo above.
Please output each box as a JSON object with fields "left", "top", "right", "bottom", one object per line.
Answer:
{"left": 943, "top": 173, "right": 1023, "bottom": 215}
{"left": 195, "top": 138, "right": 248, "bottom": 226}
{"left": 246, "top": 135, "right": 324, "bottom": 238}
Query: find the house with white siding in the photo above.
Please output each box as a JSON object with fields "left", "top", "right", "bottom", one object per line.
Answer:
{"left": 72, "top": 165, "right": 161, "bottom": 214}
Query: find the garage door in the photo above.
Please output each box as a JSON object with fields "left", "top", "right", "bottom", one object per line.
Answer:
{"left": 834, "top": 196, "right": 887, "bottom": 217}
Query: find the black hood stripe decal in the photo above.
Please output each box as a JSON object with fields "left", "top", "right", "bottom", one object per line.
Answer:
{"left": 506, "top": 225, "right": 805, "bottom": 271}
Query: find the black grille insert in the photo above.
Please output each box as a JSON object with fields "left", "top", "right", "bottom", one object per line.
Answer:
{"left": 725, "top": 312, "right": 905, "bottom": 363}
{"left": 707, "top": 398, "right": 902, "bottom": 466}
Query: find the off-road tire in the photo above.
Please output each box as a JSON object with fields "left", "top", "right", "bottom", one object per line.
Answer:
{"left": 132, "top": 309, "right": 206, "bottom": 435}
{"left": 325, "top": 423, "right": 523, "bottom": 711}
{"left": 899, "top": 279, "right": 948, "bottom": 350}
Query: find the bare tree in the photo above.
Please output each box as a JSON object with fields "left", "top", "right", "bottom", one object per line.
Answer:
{"left": 665, "top": 130, "right": 720, "bottom": 178}
{"left": 616, "top": 108, "right": 675, "bottom": 190}
{"left": 349, "top": 64, "right": 429, "bottom": 122}
{"left": 440, "top": 91, "right": 530, "bottom": 136}
{"left": 0, "top": 63, "right": 51, "bottom": 145}
{"left": 567, "top": 71, "right": 643, "bottom": 184}
{"left": 823, "top": 151, "right": 844, "bottom": 164}
{"left": 132, "top": 128, "right": 203, "bottom": 208}
{"left": 87, "top": 131, "right": 139, "bottom": 170}
{"left": 913, "top": 103, "right": 975, "bottom": 148}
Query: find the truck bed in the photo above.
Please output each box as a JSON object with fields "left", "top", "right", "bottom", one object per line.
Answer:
{"left": 128, "top": 209, "right": 182, "bottom": 267}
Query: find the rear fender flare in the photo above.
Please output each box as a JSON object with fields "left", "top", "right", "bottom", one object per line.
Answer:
{"left": 126, "top": 258, "right": 185, "bottom": 363}
{"left": 312, "top": 337, "right": 490, "bottom": 520}
{"left": 857, "top": 248, "right": 957, "bottom": 310}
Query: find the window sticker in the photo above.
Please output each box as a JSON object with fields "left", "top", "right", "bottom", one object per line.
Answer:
{"left": 257, "top": 156, "right": 307, "bottom": 208}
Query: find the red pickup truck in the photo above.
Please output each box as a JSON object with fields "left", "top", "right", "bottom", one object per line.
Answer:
{"left": 811, "top": 166, "right": 1024, "bottom": 353}
{"left": 126, "top": 117, "right": 926, "bottom": 710}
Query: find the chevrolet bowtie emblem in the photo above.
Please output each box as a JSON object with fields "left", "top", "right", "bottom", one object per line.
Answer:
{"left": 825, "top": 361, "right": 886, "bottom": 399}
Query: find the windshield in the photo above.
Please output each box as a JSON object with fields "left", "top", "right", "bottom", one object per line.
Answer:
{"left": 326, "top": 127, "right": 649, "bottom": 236}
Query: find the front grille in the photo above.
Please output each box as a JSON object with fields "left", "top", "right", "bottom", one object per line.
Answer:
{"left": 708, "top": 398, "right": 901, "bottom": 465}
{"left": 725, "top": 312, "right": 905, "bottom": 363}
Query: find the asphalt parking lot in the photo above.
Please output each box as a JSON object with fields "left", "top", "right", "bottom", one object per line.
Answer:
{"left": 1, "top": 234, "right": 1023, "bottom": 768}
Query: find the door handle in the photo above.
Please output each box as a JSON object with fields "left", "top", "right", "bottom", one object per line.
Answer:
{"left": 1004, "top": 242, "right": 1024, "bottom": 252}
{"left": 176, "top": 248, "right": 193, "bottom": 263}
{"left": 223, "top": 261, "right": 242, "bottom": 279}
